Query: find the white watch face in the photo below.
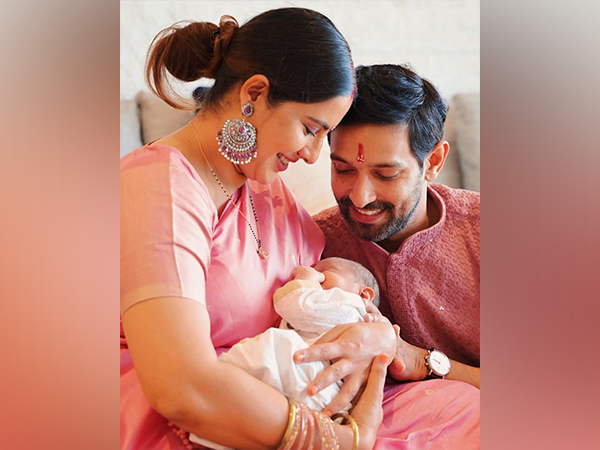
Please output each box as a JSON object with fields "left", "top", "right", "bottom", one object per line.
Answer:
{"left": 429, "top": 350, "right": 451, "bottom": 375}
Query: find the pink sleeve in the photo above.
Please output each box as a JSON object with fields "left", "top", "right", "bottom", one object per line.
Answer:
{"left": 120, "top": 156, "right": 216, "bottom": 315}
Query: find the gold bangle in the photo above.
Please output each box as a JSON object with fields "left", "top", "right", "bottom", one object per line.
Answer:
{"left": 277, "top": 397, "right": 297, "bottom": 450}
{"left": 331, "top": 413, "right": 359, "bottom": 450}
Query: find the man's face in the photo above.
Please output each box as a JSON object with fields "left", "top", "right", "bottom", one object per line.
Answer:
{"left": 329, "top": 123, "right": 425, "bottom": 242}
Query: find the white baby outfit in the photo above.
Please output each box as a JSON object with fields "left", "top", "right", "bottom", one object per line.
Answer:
{"left": 190, "top": 279, "right": 367, "bottom": 449}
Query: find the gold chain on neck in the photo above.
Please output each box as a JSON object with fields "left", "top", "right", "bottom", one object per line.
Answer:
{"left": 190, "top": 121, "right": 269, "bottom": 259}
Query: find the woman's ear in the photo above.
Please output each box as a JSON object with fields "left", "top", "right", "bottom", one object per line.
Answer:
{"left": 239, "top": 74, "right": 270, "bottom": 105}
{"left": 359, "top": 286, "right": 375, "bottom": 303}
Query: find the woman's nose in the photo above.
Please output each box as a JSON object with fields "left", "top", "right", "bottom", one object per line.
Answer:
{"left": 297, "top": 145, "right": 320, "bottom": 165}
{"left": 298, "top": 134, "right": 327, "bottom": 165}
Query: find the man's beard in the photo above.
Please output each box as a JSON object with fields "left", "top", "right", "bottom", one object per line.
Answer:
{"left": 337, "top": 180, "right": 423, "bottom": 243}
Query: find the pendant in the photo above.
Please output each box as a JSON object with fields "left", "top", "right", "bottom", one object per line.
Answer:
{"left": 257, "top": 247, "right": 269, "bottom": 259}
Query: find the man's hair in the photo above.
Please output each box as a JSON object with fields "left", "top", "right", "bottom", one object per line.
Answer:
{"left": 335, "top": 64, "right": 448, "bottom": 166}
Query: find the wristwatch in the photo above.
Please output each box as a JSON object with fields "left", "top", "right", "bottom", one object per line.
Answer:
{"left": 425, "top": 348, "right": 452, "bottom": 379}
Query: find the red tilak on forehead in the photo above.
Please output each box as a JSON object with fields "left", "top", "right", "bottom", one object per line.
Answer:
{"left": 356, "top": 143, "right": 365, "bottom": 163}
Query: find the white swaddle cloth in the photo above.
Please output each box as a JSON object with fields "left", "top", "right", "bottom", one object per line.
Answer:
{"left": 274, "top": 280, "right": 368, "bottom": 343}
{"left": 190, "top": 280, "right": 367, "bottom": 449}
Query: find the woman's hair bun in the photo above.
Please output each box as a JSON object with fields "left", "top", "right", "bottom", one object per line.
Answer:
{"left": 211, "top": 15, "right": 239, "bottom": 76}
{"left": 162, "top": 21, "right": 218, "bottom": 81}
{"left": 145, "top": 17, "right": 238, "bottom": 109}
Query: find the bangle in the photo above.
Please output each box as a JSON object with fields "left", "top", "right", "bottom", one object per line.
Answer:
{"left": 277, "top": 397, "right": 297, "bottom": 450}
{"left": 331, "top": 413, "right": 359, "bottom": 450}
{"left": 278, "top": 398, "right": 342, "bottom": 450}
{"left": 315, "top": 410, "right": 338, "bottom": 450}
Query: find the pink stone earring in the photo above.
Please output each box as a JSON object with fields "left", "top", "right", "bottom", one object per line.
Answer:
{"left": 216, "top": 102, "right": 257, "bottom": 164}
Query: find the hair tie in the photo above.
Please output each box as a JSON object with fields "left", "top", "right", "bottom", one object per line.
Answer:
{"left": 213, "top": 28, "right": 220, "bottom": 38}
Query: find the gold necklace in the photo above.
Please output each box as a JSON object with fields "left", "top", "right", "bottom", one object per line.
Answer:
{"left": 190, "top": 122, "right": 269, "bottom": 259}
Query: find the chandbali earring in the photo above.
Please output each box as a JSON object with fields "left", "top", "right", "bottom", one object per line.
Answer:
{"left": 216, "top": 102, "right": 257, "bottom": 164}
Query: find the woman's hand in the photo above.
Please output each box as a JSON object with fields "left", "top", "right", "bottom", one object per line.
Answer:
{"left": 361, "top": 302, "right": 425, "bottom": 382}
{"left": 293, "top": 321, "right": 398, "bottom": 415}
{"left": 349, "top": 354, "right": 390, "bottom": 450}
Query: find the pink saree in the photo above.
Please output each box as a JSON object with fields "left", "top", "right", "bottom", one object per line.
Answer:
{"left": 120, "top": 144, "right": 479, "bottom": 449}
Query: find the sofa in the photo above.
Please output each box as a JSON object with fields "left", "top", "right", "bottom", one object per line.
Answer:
{"left": 120, "top": 91, "right": 480, "bottom": 215}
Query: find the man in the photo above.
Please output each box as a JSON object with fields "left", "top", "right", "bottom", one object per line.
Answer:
{"left": 314, "top": 64, "right": 480, "bottom": 388}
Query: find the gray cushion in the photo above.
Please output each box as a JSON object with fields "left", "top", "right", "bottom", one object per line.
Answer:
{"left": 452, "top": 93, "right": 480, "bottom": 192}
{"left": 435, "top": 104, "right": 464, "bottom": 189}
{"left": 120, "top": 100, "right": 143, "bottom": 157}
{"left": 136, "top": 91, "right": 196, "bottom": 144}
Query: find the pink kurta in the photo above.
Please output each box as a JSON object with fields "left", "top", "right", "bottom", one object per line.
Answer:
{"left": 120, "top": 145, "right": 479, "bottom": 449}
{"left": 314, "top": 184, "right": 480, "bottom": 367}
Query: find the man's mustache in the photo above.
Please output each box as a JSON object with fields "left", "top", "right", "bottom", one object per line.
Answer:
{"left": 338, "top": 196, "right": 394, "bottom": 212}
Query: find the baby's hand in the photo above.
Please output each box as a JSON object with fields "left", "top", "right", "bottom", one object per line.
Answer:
{"left": 363, "top": 302, "right": 391, "bottom": 325}
{"left": 290, "top": 265, "right": 325, "bottom": 283}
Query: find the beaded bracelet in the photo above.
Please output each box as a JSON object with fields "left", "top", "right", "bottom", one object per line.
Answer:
{"left": 331, "top": 413, "right": 359, "bottom": 450}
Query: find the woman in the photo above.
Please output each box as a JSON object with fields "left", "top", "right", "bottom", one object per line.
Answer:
{"left": 121, "top": 7, "right": 478, "bottom": 450}
{"left": 121, "top": 8, "right": 392, "bottom": 449}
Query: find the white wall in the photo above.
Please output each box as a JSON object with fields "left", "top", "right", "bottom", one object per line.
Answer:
{"left": 120, "top": 0, "right": 480, "bottom": 213}
{"left": 120, "top": 0, "right": 480, "bottom": 101}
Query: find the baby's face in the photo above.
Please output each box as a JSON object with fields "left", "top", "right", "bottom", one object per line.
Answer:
{"left": 313, "top": 258, "right": 359, "bottom": 294}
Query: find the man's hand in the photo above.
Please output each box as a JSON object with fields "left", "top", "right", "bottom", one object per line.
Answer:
{"left": 390, "top": 340, "right": 481, "bottom": 388}
{"left": 361, "top": 301, "right": 481, "bottom": 388}
{"left": 293, "top": 321, "right": 398, "bottom": 415}
{"left": 388, "top": 336, "right": 428, "bottom": 382}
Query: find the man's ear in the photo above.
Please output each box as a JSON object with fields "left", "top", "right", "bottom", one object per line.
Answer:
{"left": 359, "top": 286, "right": 375, "bottom": 303}
{"left": 239, "top": 74, "right": 270, "bottom": 106}
{"left": 423, "top": 140, "right": 449, "bottom": 182}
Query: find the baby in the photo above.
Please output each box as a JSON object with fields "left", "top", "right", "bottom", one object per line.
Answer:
{"left": 191, "top": 257, "right": 380, "bottom": 449}
{"left": 274, "top": 257, "right": 380, "bottom": 342}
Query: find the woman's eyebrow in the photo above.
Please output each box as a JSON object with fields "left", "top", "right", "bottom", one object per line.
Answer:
{"left": 308, "top": 116, "right": 330, "bottom": 130}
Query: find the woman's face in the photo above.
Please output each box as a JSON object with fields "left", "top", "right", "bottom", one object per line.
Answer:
{"left": 240, "top": 95, "right": 353, "bottom": 184}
